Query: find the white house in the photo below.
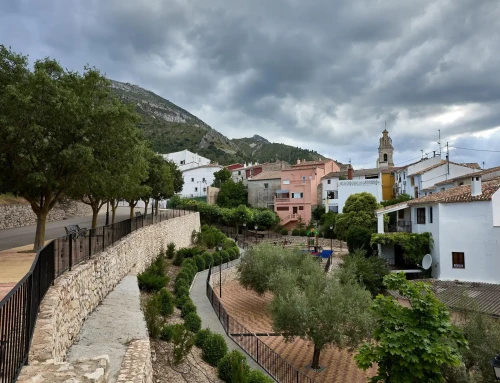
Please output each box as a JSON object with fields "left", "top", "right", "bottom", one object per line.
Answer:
{"left": 424, "top": 165, "right": 500, "bottom": 194}
{"left": 180, "top": 164, "right": 223, "bottom": 198}
{"left": 376, "top": 175, "right": 500, "bottom": 284}
{"left": 321, "top": 166, "right": 384, "bottom": 213}
{"left": 394, "top": 155, "right": 480, "bottom": 198}
{"left": 162, "top": 149, "right": 211, "bottom": 171}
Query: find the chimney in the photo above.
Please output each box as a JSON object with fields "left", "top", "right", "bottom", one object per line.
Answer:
{"left": 471, "top": 176, "right": 482, "bottom": 196}
{"left": 347, "top": 167, "right": 353, "bottom": 180}
{"left": 297, "top": 159, "right": 301, "bottom": 165}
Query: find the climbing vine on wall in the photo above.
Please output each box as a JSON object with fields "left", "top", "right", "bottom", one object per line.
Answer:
{"left": 371, "top": 232, "right": 433, "bottom": 264}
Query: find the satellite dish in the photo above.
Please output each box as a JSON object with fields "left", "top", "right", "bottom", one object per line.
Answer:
{"left": 421, "top": 254, "right": 432, "bottom": 270}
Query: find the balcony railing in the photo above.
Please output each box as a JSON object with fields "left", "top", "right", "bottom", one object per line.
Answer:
{"left": 275, "top": 197, "right": 290, "bottom": 202}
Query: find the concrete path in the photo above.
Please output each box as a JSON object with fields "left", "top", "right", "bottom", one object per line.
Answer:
{"left": 190, "top": 258, "right": 273, "bottom": 379}
{"left": 0, "top": 206, "right": 131, "bottom": 251}
{"left": 67, "top": 275, "right": 148, "bottom": 383}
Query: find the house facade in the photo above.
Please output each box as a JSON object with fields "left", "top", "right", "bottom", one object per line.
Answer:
{"left": 376, "top": 176, "right": 500, "bottom": 284}
{"left": 274, "top": 159, "right": 339, "bottom": 228}
{"left": 162, "top": 149, "right": 211, "bottom": 171}
{"left": 424, "top": 165, "right": 499, "bottom": 194}
{"left": 247, "top": 171, "right": 281, "bottom": 209}
{"left": 180, "top": 164, "right": 223, "bottom": 198}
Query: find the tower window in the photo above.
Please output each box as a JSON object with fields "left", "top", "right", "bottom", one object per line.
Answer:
{"left": 383, "top": 153, "right": 388, "bottom": 162}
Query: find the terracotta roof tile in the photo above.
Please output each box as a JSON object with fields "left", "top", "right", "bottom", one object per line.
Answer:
{"left": 388, "top": 279, "right": 500, "bottom": 317}
{"left": 248, "top": 170, "right": 282, "bottom": 180}
{"left": 460, "top": 162, "right": 481, "bottom": 169}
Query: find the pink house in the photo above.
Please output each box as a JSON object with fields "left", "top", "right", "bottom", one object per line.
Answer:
{"left": 275, "top": 159, "right": 340, "bottom": 228}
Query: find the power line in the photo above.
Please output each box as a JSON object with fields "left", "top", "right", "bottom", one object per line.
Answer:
{"left": 450, "top": 146, "right": 500, "bottom": 153}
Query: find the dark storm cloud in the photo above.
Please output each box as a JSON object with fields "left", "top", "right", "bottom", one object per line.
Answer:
{"left": 1, "top": 0, "right": 500, "bottom": 167}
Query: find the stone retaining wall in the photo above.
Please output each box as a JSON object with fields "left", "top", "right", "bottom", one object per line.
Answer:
{"left": 0, "top": 201, "right": 93, "bottom": 229}
{"left": 116, "top": 339, "right": 152, "bottom": 383}
{"left": 24, "top": 212, "right": 200, "bottom": 380}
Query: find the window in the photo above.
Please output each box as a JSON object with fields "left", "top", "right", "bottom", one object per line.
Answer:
{"left": 203, "top": 187, "right": 206, "bottom": 192}
{"left": 292, "top": 192, "right": 304, "bottom": 199}
{"left": 398, "top": 210, "right": 404, "bottom": 219}
{"left": 404, "top": 173, "right": 406, "bottom": 179}
{"left": 191, "top": 178, "right": 194, "bottom": 182}
{"left": 416, "top": 208, "right": 426, "bottom": 224}
{"left": 299, "top": 206, "right": 304, "bottom": 210}
{"left": 327, "top": 191, "right": 338, "bottom": 199}
{"left": 365, "top": 175, "right": 379, "bottom": 179}
{"left": 180, "top": 160, "right": 185, "bottom": 165}
{"left": 238, "top": 171, "right": 241, "bottom": 175}
{"left": 302, "top": 176, "right": 306, "bottom": 183}
{"left": 459, "top": 182, "right": 464, "bottom": 186}
{"left": 410, "top": 177, "right": 414, "bottom": 186}
{"left": 327, "top": 180, "right": 331, "bottom": 184}
{"left": 264, "top": 183, "right": 268, "bottom": 189}
{"left": 202, "top": 178, "right": 206, "bottom": 182}
{"left": 277, "top": 206, "right": 289, "bottom": 211}
{"left": 414, "top": 187, "right": 419, "bottom": 197}
{"left": 452, "top": 252, "right": 465, "bottom": 269}
{"left": 194, "top": 187, "right": 198, "bottom": 192}
{"left": 283, "top": 180, "right": 290, "bottom": 185}
{"left": 328, "top": 205, "right": 339, "bottom": 213}
{"left": 383, "top": 153, "right": 388, "bottom": 161}
{"left": 429, "top": 207, "right": 433, "bottom": 223}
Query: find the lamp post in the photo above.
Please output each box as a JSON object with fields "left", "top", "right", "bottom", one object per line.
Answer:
{"left": 492, "top": 354, "right": 500, "bottom": 380}
{"left": 243, "top": 222, "right": 246, "bottom": 247}
{"left": 329, "top": 225, "right": 333, "bottom": 251}
{"left": 105, "top": 201, "right": 110, "bottom": 226}
{"left": 254, "top": 224, "right": 258, "bottom": 245}
{"left": 218, "top": 242, "right": 223, "bottom": 297}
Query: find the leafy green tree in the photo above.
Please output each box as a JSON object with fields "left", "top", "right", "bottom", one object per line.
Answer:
{"left": 231, "top": 204, "right": 253, "bottom": 232}
{"left": 355, "top": 273, "right": 467, "bottom": 383}
{"left": 380, "top": 193, "right": 411, "bottom": 207}
{"left": 141, "top": 154, "right": 175, "bottom": 215}
{"left": 216, "top": 180, "right": 247, "bottom": 208}
{"left": 212, "top": 168, "right": 232, "bottom": 187}
{"left": 335, "top": 192, "right": 379, "bottom": 240}
{"left": 254, "top": 209, "right": 279, "bottom": 230}
{"left": 166, "top": 160, "right": 184, "bottom": 194}
{"left": 320, "top": 212, "right": 336, "bottom": 239}
{"left": 346, "top": 226, "right": 374, "bottom": 255}
{"left": 238, "top": 244, "right": 374, "bottom": 370}
{"left": 311, "top": 205, "right": 325, "bottom": 221}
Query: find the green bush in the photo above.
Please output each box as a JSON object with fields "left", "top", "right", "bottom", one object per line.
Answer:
{"left": 183, "top": 259, "right": 198, "bottom": 276}
{"left": 220, "top": 250, "right": 230, "bottom": 264}
{"left": 144, "top": 294, "right": 162, "bottom": 338}
{"left": 176, "top": 270, "right": 192, "bottom": 285}
{"left": 346, "top": 226, "right": 374, "bottom": 255}
{"left": 203, "top": 252, "right": 214, "bottom": 268}
{"left": 195, "top": 328, "right": 212, "bottom": 347}
{"left": 176, "top": 295, "right": 192, "bottom": 310}
{"left": 158, "top": 289, "right": 174, "bottom": 316}
{"left": 202, "top": 333, "right": 228, "bottom": 366}
{"left": 160, "top": 324, "right": 175, "bottom": 341}
{"left": 175, "top": 285, "right": 190, "bottom": 300}
{"left": 213, "top": 252, "right": 221, "bottom": 266}
{"left": 226, "top": 248, "right": 236, "bottom": 261}
{"left": 247, "top": 370, "right": 274, "bottom": 383}
{"left": 174, "top": 279, "right": 189, "bottom": 295}
{"left": 217, "top": 350, "right": 249, "bottom": 382}
{"left": 233, "top": 247, "right": 240, "bottom": 257}
{"left": 173, "top": 252, "right": 184, "bottom": 266}
{"left": 281, "top": 228, "right": 288, "bottom": 235}
{"left": 223, "top": 238, "right": 237, "bottom": 249}
{"left": 172, "top": 324, "right": 195, "bottom": 365}
{"left": 193, "top": 254, "right": 206, "bottom": 271}
{"left": 137, "top": 273, "right": 169, "bottom": 292}
{"left": 166, "top": 242, "right": 176, "bottom": 259}
{"left": 181, "top": 300, "right": 197, "bottom": 318}
{"left": 291, "top": 228, "right": 299, "bottom": 236}
{"left": 299, "top": 229, "right": 308, "bottom": 236}
{"left": 177, "top": 247, "right": 204, "bottom": 259}
{"left": 184, "top": 312, "right": 202, "bottom": 333}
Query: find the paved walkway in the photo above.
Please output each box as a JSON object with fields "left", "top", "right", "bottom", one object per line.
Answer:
{"left": 66, "top": 275, "right": 148, "bottom": 383}
{"left": 190, "top": 259, "right": 273, "bottom": 379}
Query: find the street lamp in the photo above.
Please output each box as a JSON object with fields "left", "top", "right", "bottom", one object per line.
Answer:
{"left": 254, "top": 224, "right": 258, "bottom": 245}
{"left": 243, "top": 222, "right": 246, "bottom": 247}
{"left": 492, "top": 354, "right": 500, "bottom": 380}
{"left": 218, "top": 242, "right": 223, "bottom": 297}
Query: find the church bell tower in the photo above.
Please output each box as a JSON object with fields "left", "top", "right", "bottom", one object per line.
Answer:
{"left": 377, "top": 128, "right": 394, "bottom": 168}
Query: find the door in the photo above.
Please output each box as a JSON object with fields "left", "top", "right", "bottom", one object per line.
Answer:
{"left": 292, "top": 206, "right": 298, "bottom": 214}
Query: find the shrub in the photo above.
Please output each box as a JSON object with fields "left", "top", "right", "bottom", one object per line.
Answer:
{"left": 202, "top": 333, "right": 228, "bottom": 366}
{"left": 181, "top": 300, "right": 197, "bottom": 318}
{"left": 193, "top": 254, "right": 206, "bottom": 271}
{"left": 233, "top": 247, "right": 240, "bottom": 257}
{"left": 203, "top": 252, "right": 214, "bottom": 268}
{"left": 160, "top": 324, "right": 175, "bottom": 341}
{"left": 177, "top": 247, "right": 204, "bottom": 259}
{"left": 173, "top": 252, "right": 184, "bottom": 266}
{"left": 291, "top": 228, "right": 299, "bottom": 236}
{"left": 217, "top": 350, "right": 249, "bottom": 382}
{"left": 247, "top": 370, "right": 274, "bottom": 383}
{"left": 281, "top": 228, "right": 288, "bottom": 235}
{"left": 174, "top": 279, "right": 189, "bottom": 295}
{"left": 166, "top": 242, "right": 176, "bottom": 259}
{"left": 299, "top": 229, "right": 308, "bottom": 236}
{"left": 175, "top": 285, "right": 190, "bottom": 299}
{"left": 223, "top": 238, "right": 237, "bottom": 249}
{"left": 170, "top": 324, "right": 195, "bottom": 365}
{"left": 158, "top": 289, "right": 174, "bottom": 316}
{"left": 195, "top": 328, "right": 212, "bottom": 348}
{"left": 176, "top": 270, "right": 192, "bottom": 285}
{"left": 183, "top": 259, "right": 198, "bottom": 276}
{"left": 137, "top": 273, "right": 169, "bottom": 292}
{"left": 226, "top": 248, "right": 236, "bottom": 261}
{"left": 220, "top": 250, "right": 230, "bottom": 264}
{"left": 346, "top": 226, "right": 374, "bottom": 255}
{"left": 184, "top": 312, "right": 202, "bottom": 333}
{"left": 213, "top": 252, "right": 221, "bottom": 266}
{"left": 176, "top": 295, "right": 192, "bottom": 310}
{"left": 144, "top": 294, "right": 162, "bottom": 338}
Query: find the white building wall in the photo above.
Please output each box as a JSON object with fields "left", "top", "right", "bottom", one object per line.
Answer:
{"left": 438, "top": 201, "right": 500, "bottom": 284}
{"left": 322, "top": 177, "right": 340, "bottom": 212}
{"left": 162, "top": 149, "right": 211, "bottom": 171}
{"left": 337, "top": 180, "right": 382, "bottom": 213}
{"left": 420, "top": 163, "right": 476, "bottom": 192}
{"left": 410, "top": 203, "right": 440, "bottom": 277}
{"left": 181, "top": 166, "right": 222, "bottom": 197}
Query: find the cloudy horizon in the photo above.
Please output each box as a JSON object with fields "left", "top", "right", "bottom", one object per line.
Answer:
{"left": 1, "top": 0, "right": 500, "bottom": 168}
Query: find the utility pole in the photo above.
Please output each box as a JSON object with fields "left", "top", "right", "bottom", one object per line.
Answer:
{"left": 438, "top": 129, "right": 442, "bottom": 157}
{"left": 446, "top": 142, "right": 450, "bottom": 175}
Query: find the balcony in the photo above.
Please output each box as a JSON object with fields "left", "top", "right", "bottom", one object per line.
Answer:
{"left": 388, "top": 220, "right": 412, "bottom": 233}
{"left": 275, "top": 197, "right": 290, "bottom": 202}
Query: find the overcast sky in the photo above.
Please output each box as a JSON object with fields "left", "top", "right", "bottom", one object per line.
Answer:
{"left": 1, "top": 0, "right": 500, "bottom": 168}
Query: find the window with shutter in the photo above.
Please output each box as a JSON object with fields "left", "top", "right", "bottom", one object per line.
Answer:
{"left": 452, "top": 252, "right": 465, "bottom": 268}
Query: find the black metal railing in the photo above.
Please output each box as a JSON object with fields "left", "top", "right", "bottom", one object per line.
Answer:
{"left": 0, "top": 207, "right": 196, "bottom": 383}
{"left": 206, "top": 265, "right": 318, "bottom": 383}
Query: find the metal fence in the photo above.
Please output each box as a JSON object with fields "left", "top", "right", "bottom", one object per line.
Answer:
{"left": 0, "top": 207, "right": 196, "bottom": 383}
{"left": 206, "top": 265, "right": 318, "bottom": 383}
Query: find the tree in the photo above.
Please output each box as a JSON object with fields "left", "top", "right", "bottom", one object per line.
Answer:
{"left": 335, "top": 193, "right": 379, "bottom": 240}
{"left": 0, "top": 47, "right": 140, "bottom": 249}
{"left": 254, "top": 209, "right": 279, "bottom": 230}
{"left": 238, "top": 244, "right": 374, "bottom": 370}
{"left": 311, "top": 205, "right": 324, "bottom": 221}
{"left": 346, "top": 226, "right": 374, "bottom": 255}
{"left": 166, "top": 160, "right": 184, "bottom": 194}
{"left": 320, "top": 211, "right": 336, "bottom": 239}
{"left": 144, "top": 155, "right": 175, "bottom": 215}
{"left": 230, "top": 204, "right": 253, "bottom": 232}
{"left": 211, "top": 168, "right": 231, "bottom": 187}
{"left": 355, "top": 273, "right": 467, "bottom": 383}
{"left": 216, "top": 180, "right": 247, "bottom": 208}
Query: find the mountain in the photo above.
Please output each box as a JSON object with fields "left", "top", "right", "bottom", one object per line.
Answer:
{"left": 110, "top": 80, "right": 328, "bottom": 165}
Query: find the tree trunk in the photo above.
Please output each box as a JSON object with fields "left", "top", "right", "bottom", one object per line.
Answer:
{"left": 155, "top": 199, "right": 159, "bottom": 216}
{"left": 91, "top": 204, "right": 100, "bottom": 229}
{"left": 110, "top": 199, "right": 118, "bottom": 224}
{"left": 33, "top": 209, "right": 48, "bottom": 251}
{"left": 311, "top": 345, "right": 321, "bottom": 370}
{"left": 129, "top": 202, "right": 137, "bottom": 218}
{"left": 144, "top": 200, "right": 149, "bottom": 215}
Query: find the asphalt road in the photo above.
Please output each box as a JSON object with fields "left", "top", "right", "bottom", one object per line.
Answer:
{"left": 0, "top": 206, "right": 132, "bottom": 251}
